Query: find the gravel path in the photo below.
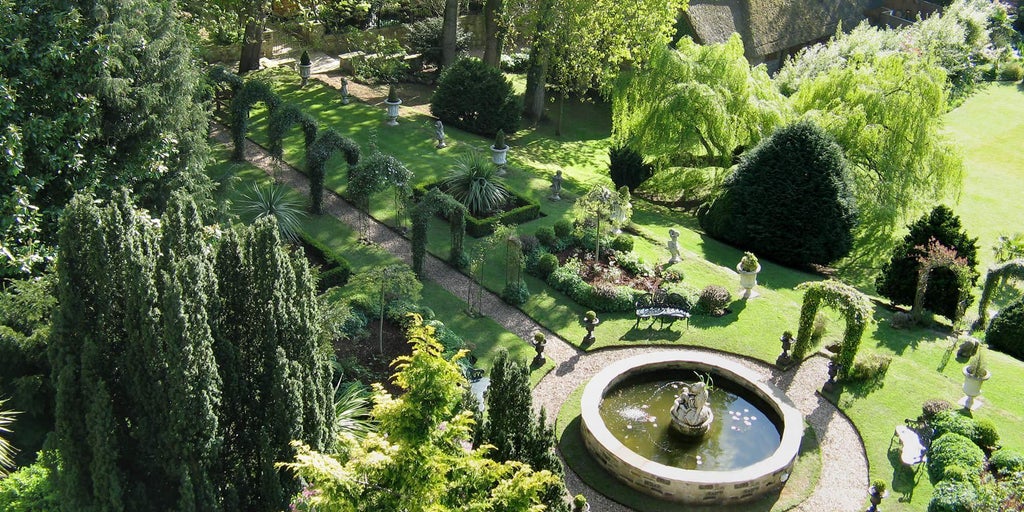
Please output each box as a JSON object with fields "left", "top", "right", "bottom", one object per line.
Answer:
{"left": 211, "top": 73, "right": 870, "bottom": 510}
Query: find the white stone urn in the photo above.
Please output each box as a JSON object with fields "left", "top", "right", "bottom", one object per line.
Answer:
{"left": 961, "top": 365, "right": 991, "bottom": 409}
{"left": 384, "top": 98, "right": 402, "bottom": 126}
{"left": 298, "top": 63, "right": 311, "bottom": 86}
{"left": 490, "top": 144, "right": 508, "bottom": 166}
{"left": 737, "top": 263, "right": 761, "bottom": 298}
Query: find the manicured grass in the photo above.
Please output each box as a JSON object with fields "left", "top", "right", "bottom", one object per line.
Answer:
{"left": 225, "top": 68, "right": 1024, "bottom": 511}
{"left": 555, "top": 382, "right": 822, "bottom": 512}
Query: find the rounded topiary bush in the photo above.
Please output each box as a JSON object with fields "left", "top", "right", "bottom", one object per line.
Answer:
{"left": 928, "top": 480, "right": 979, "bottom": 512}
{"left": 696, "top": 285, "right": 732, "bottom": 316}
{"left": 875, "top": 205, "right": 979, "bottom": 320}
{"left": 610, "top": 234, "right": 634, "bottom": 253}
{"left": 535, "top": 226, "right": 557, "bottom": 249}
{"left": 536, "top": 253, "right": 559, "bottom": 279}
{"left": 430, "top": 58, "right": 519, "bottom": 137}
{"left": 553, "top": 219, "right": 573, "bottom": 240}
{"left": 501, "top": 281, "right": 530, "bottom": 306}
{"left": 698, "top": 120, "right": 857, "bottom": 266}
{"left": 986, "top": 297, "right": 1024, "bottom": 361}
{"left": 972, "top": 419, "right": 999, "bottom": 451}
{"left": 931, "top": 410, "right": 978, "bottom": 442}
{"left": 989, "top": 449, "right": 1024, "bottom": 477}
{"left": 928, "top": 432, "right": 985, "bottom": 483}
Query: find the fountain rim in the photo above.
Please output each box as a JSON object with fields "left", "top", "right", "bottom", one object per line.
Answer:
{"left": 581, "top": 350, "right": 803, "bottom": 485}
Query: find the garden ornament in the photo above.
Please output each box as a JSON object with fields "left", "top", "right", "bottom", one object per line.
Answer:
{"left": 667, "top": 229, "right": 681, "bottom": 264}
{"left": 550, "top": 170, "right": 563, "bottom": 200}
{"left": 435, "top": 120, "right": 447, "bottom": 148}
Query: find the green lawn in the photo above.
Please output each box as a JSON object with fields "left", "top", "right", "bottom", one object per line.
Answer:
{"left": 225, "top": 68, "right": 1024, "bottom": 511}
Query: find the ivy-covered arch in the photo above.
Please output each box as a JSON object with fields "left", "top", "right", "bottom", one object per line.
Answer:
{"left": 208, "top": 65, "right": 244, "bottom": 91}
{"left": 307, "top": 129, "right": 360, "bottom": 214}
{"left": 793, "top": 280, "right": 873, "bottom": 379}
{"left": 349, "top": 150, "right": 412, "bottom": 240}
{"left": 411, "top": 188, "right": 468, "bottom": 276}
{"left": 910, "top": 239, "right": 973, "bottom": 329}
{"left": 268, "top": 102, "right": 319, "bottom": 160}
{"left": 976, "top": 259, "right": 1024, "bottom": 329}
{"left": 230, "top": 80, "right": 281, "bottom": 161}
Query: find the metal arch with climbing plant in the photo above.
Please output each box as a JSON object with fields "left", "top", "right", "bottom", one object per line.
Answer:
{"left": 306, "top": 129, "right": 360, "bottom": 215}
{"left": 792, "top": 280, "right": 873, "bottom": 380}
{"left": 410, "top": 188, "right": 468, "bottom": 276}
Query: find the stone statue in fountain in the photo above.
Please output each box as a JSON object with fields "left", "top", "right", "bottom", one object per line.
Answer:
{"left": 670, "top": 381, "right": 714, "bottom": 437}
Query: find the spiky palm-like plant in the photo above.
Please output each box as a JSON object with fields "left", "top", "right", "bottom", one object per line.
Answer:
{"left": 0, "top": 398, "right": 19, "bottom": 477}
{"left": 440, "top": 152, "right": 510, "bottom": 217}
{"left": 331, "top": 381, "right": 374, "bottom": 451}
{"left": 238, "top": 182, "right": 305, "bottom": 242}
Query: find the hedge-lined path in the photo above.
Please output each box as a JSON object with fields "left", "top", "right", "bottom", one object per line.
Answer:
{"left": 212, "top": 111, "right": 869, "bottom": 510}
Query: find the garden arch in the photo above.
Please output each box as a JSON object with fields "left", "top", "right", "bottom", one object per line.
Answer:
{"left": 230, "top": 80, "right": 281, "bottom": 161}
{"left": 307, "top": 129, "right": 360, "bottom": 215}
{"left": 793, "top": 280, "right": 873, "bottom": 379}
{"left": 910, "top": 239, "right": 972, "bottom": 329}
{"left": 208, "top": 65, "right": 243, "bottom": 117}
{"left": 268, "top": 103, "right": 319, "bottom": 160}
{"left": 976, "top": 259, "right": 1024, "bottom": 329}
{"left": 349, "top": 150, "right": 412, "bottom": 240}
{"left": 410, "top": 188, "right": 468, "bottom": 276}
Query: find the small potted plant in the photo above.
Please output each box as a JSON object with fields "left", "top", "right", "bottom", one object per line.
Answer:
{"left": 868, "top": 479, "right": 887, "bottom": 511}
{"left": 736, "top": 251, "right": 761, "bottom": 298}
{"left": 298, "top": 50, "right": 312, "bottom": 86}
{"left": 962, "top": 347, "right": 991, "bottom": 409}
{"left": 583, "top": 310, "right": 600, "bottom": 345}
{"left": 384, "top": 83, "right": 402, "bottom": 126}
{"left": 572, "top": 494, "right": 590, "bottom": 512}
{"left": 491, "top": 129, "right": 509, "bottom": 167}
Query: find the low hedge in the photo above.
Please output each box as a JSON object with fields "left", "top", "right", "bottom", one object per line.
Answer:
{"left": 547, "top": 265, "right": 639, "bottom": 313}
{"left": 298, "top": 230, "right": 353, "bottom": 290}
{"left": 415, "top": 184, "right": 541, "bottom": 238}
{"left": 928, "top": 432, "right": 986, "bottom": 483}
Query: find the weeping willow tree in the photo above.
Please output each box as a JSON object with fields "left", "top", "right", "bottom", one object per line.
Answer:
{"left": 611, "top": 36, "right": 790, "bottom": 179}
{"left": 793, "top": 54, "right": 964, "bottom": 257}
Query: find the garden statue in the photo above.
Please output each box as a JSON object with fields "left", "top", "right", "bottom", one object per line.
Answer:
{"left": 550, "top": 170, "right": 563, "bottom": 200}
{"left": 776, "top": 331, "right": 794, "bottom": 368}
{"left": 669, "top": 381, "right": 713, "bottom": 437}
{"left": 823, "top": 359, "right": 841, "bottom": 393}
{"left": 667, "top": 229, "right": 681, "bottom": 264}
{"left": 341, "top": 77, "right": 350, "bottom": 105}
{"left": 435, "top": 120, "right": 447, "bottom": 148}
{"left": 610, "top": 187, "right": 632, "bottom": 234}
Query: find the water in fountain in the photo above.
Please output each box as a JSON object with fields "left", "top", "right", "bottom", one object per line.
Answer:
{"left": 599, "top": 370, "right": 781, "bottom": 471}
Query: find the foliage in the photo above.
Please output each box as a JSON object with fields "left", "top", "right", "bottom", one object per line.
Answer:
{"left": 573, "top": 185, "right": 620, "bottom": 261}
{"left": 430, "top": 58, "right": 520, "bottom": 137}
{"left": 608, "top": 144, "right": 654, "bottom": 192}
{"left": 973, "top": 419, "right": 999, "bottom": 451}
{"left": 297, "top": 230, "right": 353, "bottom": 290}
{"left": 351, "top": 34, "right": 409, "bottom": 83}
{"left": 410, "top": 188, "right": 468, "bottom": 275}
{"left": 999, "top": 61, "right": 1024, "bottom": 81}
{"left": 699, "top": 121, "right": 857, "bottom": 266}
{"left": 347, "top": 263, "right": 422, "bottom": 322}
{"left": 738, "top": 252, "right": 759, "bottom": 272}
{"left": 1, "top": 188, "right": 54, "bottom": 280}
{"left": 547, "top": 262, "right": 637, "bottom": 313}
{"left": 317, "top": 0, "right": 371, "bottom": 33}
{"left": 553, "top": 220, "right": 573, "bottom": 240}
{"left": 0, "top": 452, "right": 60, "bottom": 511}
{"left": 846, "top": 353, "right": 891, "bottom": 383}
{"left": 922, "top": 399, "right": 954, "bottom": 422}
{"left": 231, "top": 79, "right": 281, "bottom": 161}
{"left": 792, "top": 55, "right": 964, "bottom": 253}
{"left": 535, "top": 226, "right": 557, "bottom": 249}
{"left": 928, "top": 479, "right": 979, "bottom": 512}
{"left": 349, "top": 149, "right": 412, "bottom": 237}
{"left": 928, "top": 432, "right": 986, "bottom": 483}
{"left": 405, "top": 16, "right": 470, "bottom": 66}
{"left": 871, "top": 479, "right": 887, "bottom": 494}
{"left": 300, "top": 50, "right": 311, "bottom": 66}
{"left": 439, "top": 152, "right": 511, "bottom": 217}
{"left": 536, "top": 253, "right": 559, "bottom": 279}
{"left": 989, "top": 449, "right": 1024, "bottom": 477}
{"left": 501, "top": 280, "right": 530, "bottom": 306}
{"left": 238, "top": 182, "right": 306, "bottom": 242}
{"left": 966, "top": 346, "right": 988, "bottom": 378}
{"left": 331, "top": 381, "right": 374, "bottom": 451}
{"left": 51, "top": 192, "right": 333, "bottom": 511}
{"left": 612, "top": 38, "right": 790, "bottom": 174}
{"left": 792, "top": 280, "right": 873, "bottom": 379}
{"left": 282, "top": 319, "right": 555, "bottom": 511}
{"left": 268, "top": 102, "right": 319, "bottom": 160}
{"left": 931, "top": 410, "right": 978, "bottom": 442}
{"left": 910, "top": 238, "right": 974, "bottom": 326}
{"left": 307, "top": 128, "right": 360, "bottom": 215}
{"left": 0, "top": 398, "right": 17, "bottom": 476}
{"left": 695, "top": 285, "right": 731, "bottom": 316}
{"left": 876, "top": 206, "right": 979, "bottom": 320}
{"left": 610, "top": 234, "right": 634, "bottom": 254}
{"left": 985, "top": 296, "right": 1024, "bottom": 361}
{"left": 992, "top": 233, "right": 1024, "bottom": 263}
{"left": 494, "top": 129, "right": 507, "bottom": 150}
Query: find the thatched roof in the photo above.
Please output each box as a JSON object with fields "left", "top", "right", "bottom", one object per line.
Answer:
{"left": 685, "top": 0, "right": 877, "bottom": 59}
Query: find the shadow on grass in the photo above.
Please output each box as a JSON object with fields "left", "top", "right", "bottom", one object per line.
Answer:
{"left": 870, "top": 306, "right": 948, "bottom": 356}
{"left": 558, "top": 415, "right": 821, "bottom": 512}
{"left": 618, "top": 325, "right": 684, "bottom": 342}
{"left": 886, "top": 445, "right": 926, "bottom": 503}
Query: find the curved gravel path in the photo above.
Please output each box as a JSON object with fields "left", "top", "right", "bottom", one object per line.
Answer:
{"left": 212, "top": 90, "right": 869, "bottom": 509}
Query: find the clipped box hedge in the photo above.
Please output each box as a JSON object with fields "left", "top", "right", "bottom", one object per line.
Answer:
{"left": 297, "top": 230, "right": 353, "bottom": 290}
{"left": 414, "top": 184, "right": 541, "bottom": 237}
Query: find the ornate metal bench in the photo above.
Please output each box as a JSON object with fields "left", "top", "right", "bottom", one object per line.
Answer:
{"left": 635, "top": 292, "right": 691, "bottom": 329}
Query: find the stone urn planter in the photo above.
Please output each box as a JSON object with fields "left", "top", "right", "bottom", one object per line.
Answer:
{"left": 736, "top": 251, "right": 761, "bottom": 298}
{"left": 384, "top": 84, "right": 401, "bottom": 126}
{"left": 491, "top": 129, "right": 508, "bottom": 170}
{"left": 867, "top": 480, "right": 887, "bottom": 512}
{"left": 582, "top": 311, "right": 600, "bottom": 345}
{"left": 961, "top": 363, "right": 991, "bottom": 410}
{"left": 298, "top": 50, "right": 312, "bottom": 87}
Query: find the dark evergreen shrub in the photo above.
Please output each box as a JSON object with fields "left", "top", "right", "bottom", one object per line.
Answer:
{"left": 875, "top": 206, "right": 979, "bottom": 319}
{"left": 985, "top": 297, "right": 1024, "bottom": 361}
{"left": 928, "top": 480, "right": 979, "bottom": 512}
{"left": 535, "top": 226, "right": 557, "bottom": 248}
{"left": 430, "top": 58, "right": 519, "bottom": 137}
{"left": 501, "top": 281, "right": 530, "bottom": 306}
{"left": 989, "top": 449, "right": 1024, "bottom": 477}
{"left": 608, "top": 145, "right": 654, "bottom": 192}
{"left": 928, "top": 432, "right": 985, "bottom": 483}
{"left": 553, "top": 219, "right": 573, "bottom": 240}
{"left": 698, "top": 121, "right": 857, "bottom": 266}
{"left": 519, "top": 235, "right": 540, "bottom": 257}
{"left": 696, "top": 285, "right": 731, "bottom": 315}
{"left": 536, "top": 253, "right": 559, "bottom": 279}
{"left": 610, "top": 234, "right": 634, "bottom": 253}
{"left": 405, "top": 17, "right": 470, "bottom": 66}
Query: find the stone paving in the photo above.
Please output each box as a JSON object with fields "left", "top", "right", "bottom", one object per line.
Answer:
{"left": 211, "top": 71, "right": 871, "bottom": 510}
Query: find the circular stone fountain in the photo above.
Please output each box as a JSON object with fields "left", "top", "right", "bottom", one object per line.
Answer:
{"left": 580, "top": 351, "right": 803, "bottom": 505}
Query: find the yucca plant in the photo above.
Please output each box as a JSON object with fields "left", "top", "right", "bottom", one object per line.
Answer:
{"left": 331, "top": 380, "right": 374, "bottom": 451}
{"left": 439, "top": 152, "right": 510, "bottom": 217}
{"left": 0, "top": 398, "right": 19, "bottom": 477}
{"left": 238, "top": 182, "right": 305, "bottom": 242}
